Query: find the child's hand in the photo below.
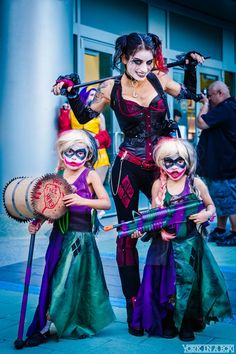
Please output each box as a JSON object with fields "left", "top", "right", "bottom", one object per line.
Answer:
{"left": 28, "top": 220, "right": 41, "bottom": 234}
{"left": 189, "top": 210, "right": 210, "bottom": 224}
{"left": 131, "top": 230, "right": 143, "bottom": 239}
{"left": 161, "top": 228, "right": 176, "bottom": 241}
{"left": 63, "top": 193, "right": 85, "bottom": 207}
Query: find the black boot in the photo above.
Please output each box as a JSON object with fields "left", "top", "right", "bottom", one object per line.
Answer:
{"left": 179, "top": 318, "right": 195, "bottom": 341}
{"left": 161, "top": 310, "right": 178, "bottom": 339}
{"left": 24, "top": 331, "right": 50, "bottom": 347}
{"left": 126, "top": 298, "right": 144, "bottom": 336}
{"left": 191, "top": 318, "right": 206, "bottom": 332}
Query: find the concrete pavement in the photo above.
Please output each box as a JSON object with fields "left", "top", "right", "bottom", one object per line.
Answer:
{"left": 0, "top": 213, "right": 235, "bottom": 354}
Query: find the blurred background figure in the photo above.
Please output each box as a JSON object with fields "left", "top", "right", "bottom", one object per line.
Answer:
{"left": 174, "top": 109, "right": 187, "bottom": 139}
{"left": 196, "top": 81, "right": 236, "bottom": 246}
{"left": 58, "top": 103, "right": 71, "bottom": 134}
{"left": 71, "top": 86, "right": 111, "bottom": 184}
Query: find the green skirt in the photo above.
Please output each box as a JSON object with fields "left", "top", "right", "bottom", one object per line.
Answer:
{"left": 173, "top": 233, "right": 233, "bottom": 328}
{"left": 49, "top": 231, "right": 115, "bottom": 338}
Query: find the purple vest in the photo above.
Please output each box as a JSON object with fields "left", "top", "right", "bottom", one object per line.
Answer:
{"left": 68, "top": 168, "right": 94, "bottom": 232}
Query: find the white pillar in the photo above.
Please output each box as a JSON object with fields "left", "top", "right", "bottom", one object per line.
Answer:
{"left": 0, "top": 0, "right": 73, "bottom": 211}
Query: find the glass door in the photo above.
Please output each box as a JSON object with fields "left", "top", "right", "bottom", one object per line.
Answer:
{"left": 84, "top": 49, "right": 114, "bottom": 177}
{"left": 79, "top": 40, "right": 119, "bottom": 214}
{"left": 173, "top": 67, "right": 222, "bottom": 145}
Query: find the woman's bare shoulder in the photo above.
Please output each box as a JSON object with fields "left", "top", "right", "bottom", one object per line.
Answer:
{"left": 152, "top": 70, "right": 170, "bottom": 86}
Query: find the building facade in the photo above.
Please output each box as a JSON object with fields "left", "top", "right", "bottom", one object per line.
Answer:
{"left": 0, "top": 0, "right": 235, "bottom": 212}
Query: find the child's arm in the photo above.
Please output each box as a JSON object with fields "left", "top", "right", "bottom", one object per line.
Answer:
{"left": 62, "top": 170, "right": 111, "bottom": 210}
{"left": 189, "top": 177, "right": 215, "bottom": 224}
{"left": 151, "top": 179, "right": 161, "bottom": 208}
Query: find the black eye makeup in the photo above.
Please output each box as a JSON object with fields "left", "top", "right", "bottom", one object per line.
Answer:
{"left": 131, "top": 59, "right": 153, "bottom": 66}
{"left": 163, "top": 157, "right": 186, "bottom": 169}
{"left": 64, "top": 148, "right": 88, "bottom": 160}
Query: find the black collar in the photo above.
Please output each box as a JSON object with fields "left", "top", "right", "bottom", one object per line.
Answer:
{"left": 124, "top": 71, "right": 136, "bottom": 81}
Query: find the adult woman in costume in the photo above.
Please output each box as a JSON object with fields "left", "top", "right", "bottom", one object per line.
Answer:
{"left": 52, "top": 32, "right": 204, "bottom": 333}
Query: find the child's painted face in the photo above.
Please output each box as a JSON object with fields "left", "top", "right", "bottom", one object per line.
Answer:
{"left": 124, "top": 49, "right": 154, "bottom": 81}
{"left": 63, "top": 143, "right": 89, "bottom": 170}
{"left": 163, "top": 154, "right": 187, "bottom": 181}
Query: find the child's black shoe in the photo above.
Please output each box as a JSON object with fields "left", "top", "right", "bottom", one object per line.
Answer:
{"left": 24, "top": 331, "right": 50, "bottom": 347}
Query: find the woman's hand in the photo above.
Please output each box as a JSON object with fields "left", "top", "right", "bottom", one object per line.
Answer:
{"left": 189, "top": 210, "right": 211, "bottom": 224}
{"left": 51, "top": 81, "right": 73, "bottom": 96}
{"left": 51, "top": 74, "right": 80, "bottom": 96}
{"left": 28, "top": 220, "right": 42, "bottom": 234}
{"left": 63, "top": 193, "right": 85, "bottom": 207}
{"left": 131, "top": 230, "right": 143, "bottom": 239}
{"left": 185, "top": 52, "right": 205, "bottom": 66}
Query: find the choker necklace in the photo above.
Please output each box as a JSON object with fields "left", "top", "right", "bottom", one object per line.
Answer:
{"left": 125, "top": 71, "right": 142, "bottom": 98}
{"left": 125, "top": 71, "right": 135, "bottom": 81}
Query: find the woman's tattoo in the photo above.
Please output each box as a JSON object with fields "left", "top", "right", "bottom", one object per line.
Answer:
{"left": 93, "top": 82, "right": 107, "bottom": 103}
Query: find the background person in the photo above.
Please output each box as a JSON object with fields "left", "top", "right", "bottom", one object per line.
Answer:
{"left": 71, "top": 86, "right": 111, "bottom": 184}
{"left": 58, "top": 102, "right": 71, "bottom": 134}
{"left": 196, "top": 81, "right": 236, "bottom": 246}
{"left": 174, "top": 109, "right": 187, "bottom": 139}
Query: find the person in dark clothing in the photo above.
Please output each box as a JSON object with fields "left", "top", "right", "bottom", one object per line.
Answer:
{"left": 196, "top": 81, "right": 236, "bottom": 246}
{"left": 52, "top": 32, "right": 204, "bottom": 332}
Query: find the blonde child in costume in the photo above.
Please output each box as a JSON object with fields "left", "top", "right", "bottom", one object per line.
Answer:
{"left": 25, "top": 130, "right": 115, "bottom": 347}
{"left": 130, "top": 137, "right": 232, "bottom": 341}
{"left": 71, "top": 86, "right": 111, "bottom": 184}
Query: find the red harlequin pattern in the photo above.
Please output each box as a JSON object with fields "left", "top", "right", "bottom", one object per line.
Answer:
{"left": 118, "top": 175, "right": 134, "bottom": 208}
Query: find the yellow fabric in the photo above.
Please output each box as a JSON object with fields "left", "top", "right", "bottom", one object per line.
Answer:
{"left": 70, "top": 110, "right": 100, "bottom": 134}
{"left": 94, "top": 148, "right": 110, "bottom": 168}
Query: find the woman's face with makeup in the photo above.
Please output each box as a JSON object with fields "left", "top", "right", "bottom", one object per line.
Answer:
{"left": 123, "top": 49, "right": 154, "bottom": 81}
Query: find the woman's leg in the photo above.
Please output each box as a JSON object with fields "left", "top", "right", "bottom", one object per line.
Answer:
{"left": 111, "top": 158, "right": 153, "bottom": 329}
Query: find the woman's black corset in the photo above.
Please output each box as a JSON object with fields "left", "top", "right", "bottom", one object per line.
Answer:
{"left": 115, "top": 108, "right": 166, "bottom": 137}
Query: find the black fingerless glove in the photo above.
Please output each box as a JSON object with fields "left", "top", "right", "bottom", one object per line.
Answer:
{"left": 176, "top": 51, "right": 203, "bottom": 71}
{"left": 55, "top": 73, "right": 81, "bottom": 97}
{"left": 175, "top": 51, "right": 203, "bottom": 101}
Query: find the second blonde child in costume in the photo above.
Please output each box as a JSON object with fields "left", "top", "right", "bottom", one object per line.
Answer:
{"left": 129, "top": 138, "right": 232, "bottom": 341}
{"left": 25, "top": 130, "right": 115, "bottom": 347}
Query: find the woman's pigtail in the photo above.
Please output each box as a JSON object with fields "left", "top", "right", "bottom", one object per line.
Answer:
{"left": 113, "top": 35, "right": 127, "bottom": 70}
{"left": 148, "top": 33, "right": 168, "bottom": 73}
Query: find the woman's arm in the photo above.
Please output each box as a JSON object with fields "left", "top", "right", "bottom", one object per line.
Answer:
{"left": 157, "top": 52, "right": 205, "bottom": 99}
{"left": 52, "top": 78, "right": 113, "bottom": 124}
{"left": 68, "top": 80, "right": 113, "bottom": 124}
{"left": 90, "top": 80, "right": 112, "bottom": 112}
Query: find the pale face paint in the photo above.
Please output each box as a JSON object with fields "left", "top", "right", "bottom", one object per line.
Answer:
{"left": 125, "top": 49, "right": 154, "bottom": 81}
{"left": 87, "top": 89, "right": 96, "bottom": 105}
{"left": 63, "top": 143, "right": 89, "bottom": 170}
{"left": 162, "top": 155, "right": 187, "bottom": 181}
